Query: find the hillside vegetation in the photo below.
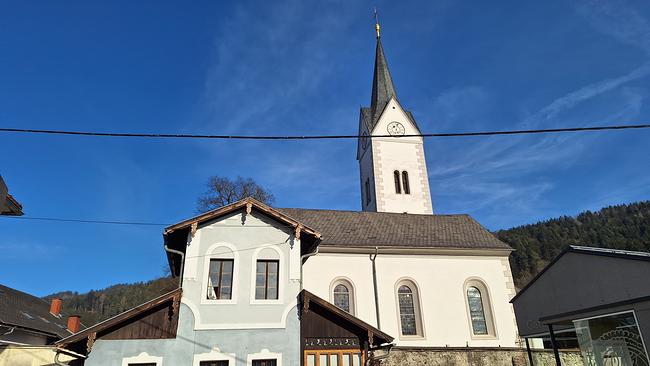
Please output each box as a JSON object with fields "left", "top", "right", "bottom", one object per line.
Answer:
{"left": 44, "top": 276, "right": 177, "bottom": 327}
{"left": 45, "top": 201, "right": 650, "bottom": 326}
{"left": 497, "top": 201, "right": 650, "bottom": 288}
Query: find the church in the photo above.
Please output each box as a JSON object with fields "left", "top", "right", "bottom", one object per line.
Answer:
{"left": 55, "top": 24, "right": 520, "bottom": 366}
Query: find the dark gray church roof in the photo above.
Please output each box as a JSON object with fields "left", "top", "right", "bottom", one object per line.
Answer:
{"left": 0, "top": 284, "right": 72, "bottom": 339}
{"left": 276, "top": 208, "right": 511, "bottom": 250}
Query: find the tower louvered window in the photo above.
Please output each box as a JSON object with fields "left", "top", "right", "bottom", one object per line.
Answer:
{"left": 394, "top": 170, "right": 401, "bottom": 194}
{"left": 402, "top": 171, "right": 410, "bottom": 194}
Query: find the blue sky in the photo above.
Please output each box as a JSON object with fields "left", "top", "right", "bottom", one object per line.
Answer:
{"left": 1, "top": 0, "right": 649, "bottom": 296}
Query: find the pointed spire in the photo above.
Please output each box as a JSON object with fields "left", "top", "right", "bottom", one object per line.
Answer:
{"left": 370, "top": 15, "right": 397, "bottom": 120}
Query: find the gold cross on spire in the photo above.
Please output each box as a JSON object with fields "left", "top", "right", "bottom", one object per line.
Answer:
{"left": 374, "top": 8, "right": 381, "bottom": 39}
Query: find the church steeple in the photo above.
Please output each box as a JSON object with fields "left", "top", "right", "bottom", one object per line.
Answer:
{"left": 357, "top": 16, "right": 433, "bottom": 215}
{"left": 370, "top": 25, "right": 397, "bottom": 121}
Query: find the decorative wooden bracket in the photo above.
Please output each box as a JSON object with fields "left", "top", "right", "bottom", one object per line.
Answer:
{"left": 302, "top": 293, "right": 310, "bottom": 313}
{"left": 294, "top": 225, "right": 302, "bottom": 240}
{"left": 190, "top": 222, "right": 198, "bottom": 237}
{"left": 87, "top": 332, "right": 97, "bottom": 354}
{"left": 246, "top": 202, "right": 253, "bottom": 215}
{"left": 169, "top": 293, "right": 181, "bottom": 320}
{"left": 368, "top": 330, "right": 374, "bottom": 347}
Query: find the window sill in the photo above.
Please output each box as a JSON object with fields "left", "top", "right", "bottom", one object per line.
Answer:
{"left": 469, "top": 334, "right": 498, "bottom": 340}
{"left": 250, "top": 299, "right": 283, "bottom": 305}
{"left": 201, "top": 299, "right": 237, "bottom": 305}
{"left": 398, "top": 335, "right": 425, "bottom": 341}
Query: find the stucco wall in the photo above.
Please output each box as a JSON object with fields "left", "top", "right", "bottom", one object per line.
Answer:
{"left": 83, "top": 303, "right": 300, "bottom": 366}
{"left": 303, "top": 252, "right": 519, "bottom": 348}
{"left": 382, "top": 347, "right": 583, "bottom": 366}
{"left": 182, "top": 210, "right": 301, "bottom": 329}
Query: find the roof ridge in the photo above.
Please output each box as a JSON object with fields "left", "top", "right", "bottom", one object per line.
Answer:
{"left": 277, "top": 207, "right": 471, "bottom": 218}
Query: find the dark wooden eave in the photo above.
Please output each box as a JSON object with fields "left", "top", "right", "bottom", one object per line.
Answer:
{"left": 299, "top": 289, "right": 393, "bottom": 346}
{"left": 55, "top": 288, "right": 182, "bottom": 354}
{"left": 164, "top": 197, "right": 323, "bottom": 277}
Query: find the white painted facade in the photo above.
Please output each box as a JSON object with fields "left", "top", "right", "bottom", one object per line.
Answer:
{"left": 359, "top": 98, "right": 433, "bottom": 214}
{"left": 180, "top": 210, "right": 302, "bottom": 329}
{"left": 303, "top": 249, "right": 519, "bottom": 347}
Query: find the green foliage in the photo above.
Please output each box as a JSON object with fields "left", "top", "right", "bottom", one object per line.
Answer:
{"left": 497, "top": 201, "right": 650, "bottom": 289}
{"left": 43, "top": 277, "right": 177, "bottom": 327}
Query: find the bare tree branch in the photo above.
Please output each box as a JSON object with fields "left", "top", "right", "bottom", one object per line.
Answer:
{"left": 196, "top": 176, "right": 275, "bottom": 213}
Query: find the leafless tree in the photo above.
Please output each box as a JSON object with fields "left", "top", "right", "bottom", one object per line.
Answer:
{"left": 197, "top": 176, "right": 275, "bottom": 213}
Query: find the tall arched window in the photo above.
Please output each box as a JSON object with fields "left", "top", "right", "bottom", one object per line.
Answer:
{"left": 393, "top": 170, "right": 401, "bottom": 194}
{"left": 331, "top": 279, "right": 355, "bottom": 315}
{"left": 396, "top": 280, "right": 423, "bottom": 337}
{"left": 402, "top": 171, "right": 410, "bottom": 194}
{"left": 467, "top": 287, "right": 487, "bottom": 335}
{"left": 464, "top": 279, "right": 496, "bottom": 337}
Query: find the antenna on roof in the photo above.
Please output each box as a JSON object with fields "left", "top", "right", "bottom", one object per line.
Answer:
{"left": 374, "top": 8, "right": 381, "bottom": 39}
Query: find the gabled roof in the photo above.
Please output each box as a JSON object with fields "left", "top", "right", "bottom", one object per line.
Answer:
{"left": 0, "top": 284, "right": 71, "bottom": 339}
{"left": 299, "top": 290, "right": 393, "bottom": 346}
{"left": 56, "top": 288, "right": 182, "bottom": 350}
{"left": 277, "top": 208, "right": 511, "bottom": 251}
{"left": 511, "top": 245, "right": 650, "bottom": 303}
{"left": 0, "top": 176, "right": 23, "bottom": 216}
{"left": 164, "top": 198, "right": 322, "bottom": 276}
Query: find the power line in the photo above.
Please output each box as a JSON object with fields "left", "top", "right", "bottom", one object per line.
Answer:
{"left": 2, "top": 216, "right": 168, "bottom": 226}
{"left": 1, "top": 124, "right": 650, "bottom": 140}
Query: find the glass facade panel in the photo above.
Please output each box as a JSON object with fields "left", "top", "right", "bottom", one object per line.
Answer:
{"left": 341, "top": 354, "right": 351, "bottom": 366}
{"left": 352, "top": 354, "right": 361, "bottom": 366}
{"left": 575, "top": 311, "right": 650, "bottom": 366}
{"left": 329, "top": 354, "right": 339, "bottom": 366}
{"left": 320, "top": 354, "right": 328, "bottom": 366}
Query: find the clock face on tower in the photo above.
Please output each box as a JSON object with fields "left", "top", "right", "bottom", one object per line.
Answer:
{"left": 387, "top": 121, "right": 405, "bottom": 136}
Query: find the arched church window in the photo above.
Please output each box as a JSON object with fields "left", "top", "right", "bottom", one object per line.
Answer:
{"left": 467, "top": 287, "right": 487, "bottom": 335}
{"left": 402, "top": 171, "right": 410, "bottom": 194}
{"left": 396, "top": 281, "right": 423, "bottom": 337}
{"left": 464, "top": 279, "right": 496, "bottom": 337}
{"left": 394, "top": 171, "right": 401, "bottom": 194}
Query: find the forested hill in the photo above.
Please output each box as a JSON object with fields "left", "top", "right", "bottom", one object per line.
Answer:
{"left": 44, "top": 276, "right": 177, "bottom": 327}
{"left": 496, "top": 201, "right": 650, "bottom": 288}
{"left": 44, "top": 201, "right": 650, "bottom": 326}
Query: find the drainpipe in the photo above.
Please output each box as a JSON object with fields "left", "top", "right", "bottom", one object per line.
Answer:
{"left": 164, "top": 243, "right": 185, "bottom": 288}
{"left": 300, "top": 244, "right": 319, "bottom": 290}
{"left": 370, "top": 247, "right": 381, "bottom": 330}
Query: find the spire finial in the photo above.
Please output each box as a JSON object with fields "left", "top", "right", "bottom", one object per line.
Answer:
{"left": 374, "top": 8, "right": 381, "bottom": 39}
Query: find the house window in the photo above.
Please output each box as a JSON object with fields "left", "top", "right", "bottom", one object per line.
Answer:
{"left": 393, "top": 170, "right": 401, "bottom": 194}
{"left": 252, "top": 360, "right": 277, "bottom": 366}
{"left": 467, "top": 287, "right": 487, "bottom": 335}
{"left": 365, "top": 178, "right": 371, "bottom": 204}
{"left": 207, "top": 259, "right": 233, "bottom": 300}
{"left": 200, "top": 362, "right": 229, "bottom": 366}
{"left": 255, "top": 260, "right": 279, "bottom": 300}
{"left": 305, "top": 351, "right": 362, "bottom": 366}
{"left": 332, "top": 280, "right": 355, "bottom": 314}
{"left": 396, "top": 280, "right": 423, "bottom": 337}
{"left": 402, "top": 171, "right": 410, "bottom": 194}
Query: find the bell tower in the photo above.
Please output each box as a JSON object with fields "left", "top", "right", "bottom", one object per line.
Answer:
{"left": 357, "top": 21, "right": 433, "bottom": 214}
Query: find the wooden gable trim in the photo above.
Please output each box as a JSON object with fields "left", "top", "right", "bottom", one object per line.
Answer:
{"left": 299, "top": 290, "right": 393, "bottom": 345}
{"left": 56, "top": 288, "right": 182, "bottom": 350}
{"left": 164, "top": 197, "right": 321, "bottom": 240}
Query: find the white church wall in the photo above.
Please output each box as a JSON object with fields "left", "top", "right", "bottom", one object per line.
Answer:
{"left": 303, "top": 250, "right": 518, "bottom": 347}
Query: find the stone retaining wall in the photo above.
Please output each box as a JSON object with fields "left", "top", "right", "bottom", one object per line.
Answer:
{"left": 382, "top": 347, "right": 582, "bottom": 366}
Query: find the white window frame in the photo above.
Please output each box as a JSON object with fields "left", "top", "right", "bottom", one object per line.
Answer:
{"left": 250, "top": 245, "right": 285, "bottom": 305}
{"left": 330, "top": 277, "right": 356, "bottom": 315}
{"left": 201, "top": 242, "right": 239, "bottom": 305}
{"left": 193, "top": 347, "right": 236, "bottom": 366}
{"left": 247, "top": 349, "right": 282, "bottom": 366}
{"left": 122, "top": 352, "right": 163, "bottom": 366}
{"left": 394, "top": 278, "right": 425, "bottom": 339}
{"left": 463, "top": 277, "right": 498, "bottom": 339}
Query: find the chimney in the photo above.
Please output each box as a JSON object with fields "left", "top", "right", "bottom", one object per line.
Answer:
{"left": 67, "top": 315, "right": 81, "bottom": 333}
{"left": 50, "top": 298, "right": 62, "bottom": 316}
